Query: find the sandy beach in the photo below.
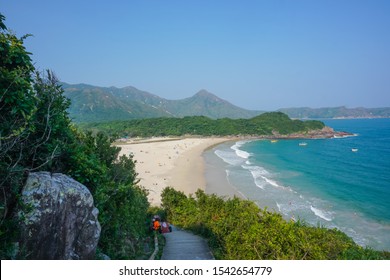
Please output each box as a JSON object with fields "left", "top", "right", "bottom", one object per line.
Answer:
{"left": 116, "top": 137, "right": 233, "bottom": 206}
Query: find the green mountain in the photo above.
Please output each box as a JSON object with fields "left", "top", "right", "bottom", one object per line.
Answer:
{"left": 62, "top": 83, "right": 172, "bottom": 122}
{"left": 62, "top": 83, "right": 263, "bottom": 123}
{"left": 161, "top": 89, "right": 261, "bottom": 119}
{"left": 62, "top": 83, "right": 390, "bottom": 122}
{"left": 278, "top": 106, "right": 390, "bottom": 119}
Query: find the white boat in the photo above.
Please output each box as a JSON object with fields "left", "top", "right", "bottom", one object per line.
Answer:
{"left": 299, "top": 142, "right": 307, "bottom": 146}
{"left": 352, "top": 148, "right": 358, "bottom": 152}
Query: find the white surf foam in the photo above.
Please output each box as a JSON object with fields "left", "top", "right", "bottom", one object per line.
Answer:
{"left": 310, "top": 205, "right": 333, "bottom": 221}
{"left": 242, "top": 165, "right": 269, "bottom": 176}
{"left": 231, "top": 142, "right": 251, "bottom": 159}
{"left": 241, "top": 165, "right": 270, "bottom": 189}
{"left": 214, "top": 149, "right": 244, "bottom": 166}
{"left": 333, "top": 133, "right": 359, "bottom": 139}
{"left": 263, "top": 177, "right": 280, "bottom": 188}
{"left": 241, "top": 164, "right": 294, "bottom": 192}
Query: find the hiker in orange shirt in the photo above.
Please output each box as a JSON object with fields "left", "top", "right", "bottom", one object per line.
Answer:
{"left": 153, "top": 218, "right": 161, "bottom": 233}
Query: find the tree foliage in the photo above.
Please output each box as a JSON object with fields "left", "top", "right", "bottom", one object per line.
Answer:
{"left": 0, "top": 14, "right": 150, "bottom": 259}
{"left": 81, "top": 113, "right": 325, "bottom": 138}
{"left": 161, "top": 187, "right": 389, "bottom": 260}
{"left": 63, "top": 131, "right": 150, "bottom": 259}
{"left": 0, "top": 16, "right": 79, "bottom": 253}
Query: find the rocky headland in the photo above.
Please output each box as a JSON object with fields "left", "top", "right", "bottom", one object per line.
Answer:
{"left": 270, "top": 126, "right": 354, "bottom": 139}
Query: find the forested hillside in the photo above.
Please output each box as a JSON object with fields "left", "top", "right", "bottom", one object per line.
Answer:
{"left": 64, "top": 83, "right": 390, "bottom": 123}
{"left": 63, "top": 83, "right": 262, "bottom": 122}
{"left": 81, "top": 112, "right": 325, "bottom": 138}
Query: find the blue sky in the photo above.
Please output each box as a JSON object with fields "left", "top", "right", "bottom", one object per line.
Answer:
{"left": 2, "top": 0, "right": 390, "bottom": 110}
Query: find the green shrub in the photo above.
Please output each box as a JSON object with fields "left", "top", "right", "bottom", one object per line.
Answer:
{"left": 161, "top": 187, "right": 389, "bottom": 260}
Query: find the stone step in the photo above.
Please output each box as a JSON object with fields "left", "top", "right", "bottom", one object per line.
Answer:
{"left": 161, "top": 226, "right": 214, "bottom": 260}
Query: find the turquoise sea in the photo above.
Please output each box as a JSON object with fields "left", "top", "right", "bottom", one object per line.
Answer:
{"left": 204, "top": 119, "right": 390, "bottom": 251}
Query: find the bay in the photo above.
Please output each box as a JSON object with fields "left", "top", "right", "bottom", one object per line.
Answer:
{"left": 204, "top": 119, "right": 390, "bottom": 250}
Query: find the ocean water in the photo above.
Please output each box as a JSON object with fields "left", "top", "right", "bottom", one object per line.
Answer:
{"left": 205, "top": 119, "right": 390, "bottom": 251}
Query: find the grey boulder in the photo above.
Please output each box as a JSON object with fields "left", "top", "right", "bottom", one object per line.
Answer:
{"left": 18, "top": 172, "right": 101, "bottom": 259}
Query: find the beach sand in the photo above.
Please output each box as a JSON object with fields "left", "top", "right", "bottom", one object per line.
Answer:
{"left": 116, "top": 137, "right": 233, "bottom": 206}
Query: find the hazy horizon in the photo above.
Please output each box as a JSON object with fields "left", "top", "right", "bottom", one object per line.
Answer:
{"left": 3, "top": 0, "right": 390, "bottom": 111}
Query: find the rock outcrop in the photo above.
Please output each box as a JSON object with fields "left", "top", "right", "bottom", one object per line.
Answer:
{"left": 18, "top": 172, "right": 100, "bottom": 259}
{"left": 271, "top": 126, "right": 353, "bottom": 139}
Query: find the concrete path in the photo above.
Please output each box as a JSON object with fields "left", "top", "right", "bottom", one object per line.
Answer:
{"left": 161, "top": 226, "right": 214, "bottom": 260}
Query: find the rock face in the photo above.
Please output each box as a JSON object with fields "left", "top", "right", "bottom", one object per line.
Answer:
{"left": 18, "top": 172, "right": 101, "bottom": 259}
{"left": 271, "top": 126, "right": 353, "bottom": 139}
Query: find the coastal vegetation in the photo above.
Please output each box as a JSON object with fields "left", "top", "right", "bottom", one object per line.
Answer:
{"left": 0, "top": 14, "right": 150, "bottom": 259}
{"left": 80, "top": 113, "right": 325, "bottom": 138}
{"left": 161, "top": 187, "right": 390, "bottom": 260}
{"left": 1, "top": 12, "right": 388, "bottom": 260}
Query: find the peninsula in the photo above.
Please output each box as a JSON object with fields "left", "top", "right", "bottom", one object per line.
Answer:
{"left": 83, "top": 111, "right": 352, "bottom": 139}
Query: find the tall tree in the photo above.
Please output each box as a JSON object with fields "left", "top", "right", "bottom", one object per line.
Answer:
{"left": 0, "top": 14, "right": 74, "bottom": 257}
{"left": 0, "top": 13, "right": 150, "bottom": 259}
{"left": 0, "top": 14, "right": 37, "bottom": 252}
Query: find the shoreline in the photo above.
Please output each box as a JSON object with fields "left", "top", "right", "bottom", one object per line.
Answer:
{"left": 203, "top": 144, "right": 247, "bottom": 200}
{"left": 116, "top": 120, "right": 390, "bottom": 251}
{"left": 116, "top": 137, "right": 235, "bottom": 206}
{"left": 115, "top": 127, "right": 353, "bottom": 206}
{"left": 202, "top": 128, "right": 390, "bottom": 252}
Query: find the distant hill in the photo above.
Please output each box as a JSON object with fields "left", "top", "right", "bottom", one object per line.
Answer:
{"left": 62, "top": 83, "right": 263, "bottom": 123}
{"left": 62, "top": 83, "right": 390, "bottom": 122}
{"left": 278, "top": 106, "right": 390, "bottom": 119}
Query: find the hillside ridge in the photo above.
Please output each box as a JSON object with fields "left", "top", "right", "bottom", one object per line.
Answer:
{"left": 62, "top": 83, "right": 390, "bottom": 122}
{"left": 62, "top": 83, "right": 263, "bottom": 122}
